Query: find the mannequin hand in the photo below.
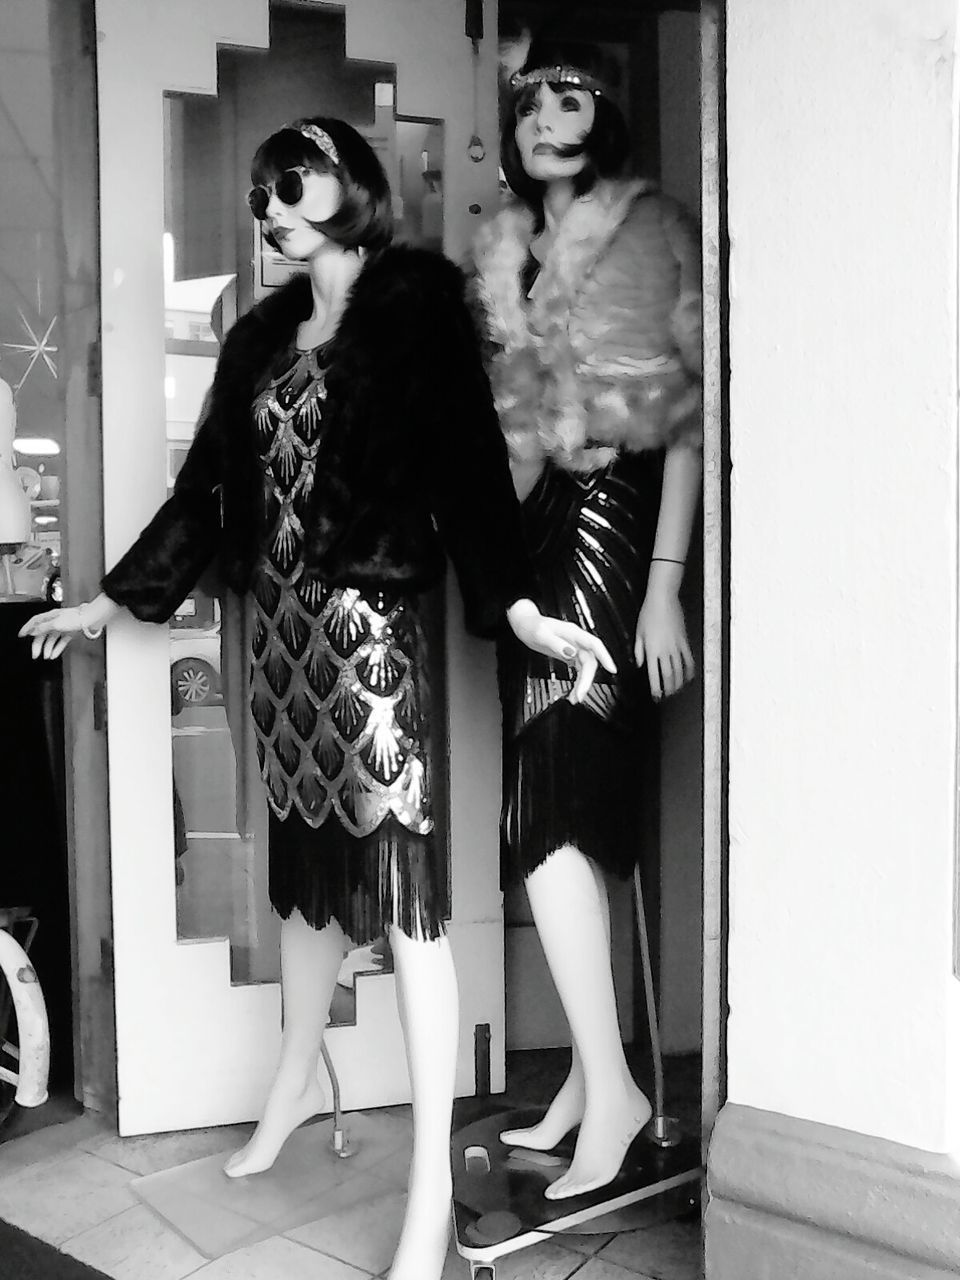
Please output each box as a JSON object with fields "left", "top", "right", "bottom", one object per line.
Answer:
{"left": 18, "top": 594, "right": 120, "bottom": 661}
{"left": 18, "top": 607, "right": 85, "bottom": 660}
{"left": 507, "top": 599, "right": 616, "bottom": 703}
{"left": 634, "top": 589, "right": 695, "bottom": 701}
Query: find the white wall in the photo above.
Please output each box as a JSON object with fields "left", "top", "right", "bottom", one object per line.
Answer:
{"left": 726, "top": 0, "right": 960, "bottom": 1152}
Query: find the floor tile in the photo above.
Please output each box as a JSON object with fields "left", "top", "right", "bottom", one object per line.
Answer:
{"left": 62, "top": 1203, "right": 207, "bottom": 1280}
{"left": 598, "top": 1222, "right": 702, "bottom": 1279}
{"left": 132, "top": 1113, "right": 411, "bottom": 1258}
{"left": 575, "top": 1258, "right": 656, "bottom": 1280}
{"left": 287, "top": 1188, "right": 407, "bottom": 1274}
{"left": 457, "top": 1240, "right": 586, "bottom": 1280}
{"left": 271, "top": 1169, "right": 390, "bottom": 1235}
{"left": 141, "top": 1174, "right": 275, "bottom": 1259}
{"left": 367, "top": 1143, "right": 411, "bottom": 1188}
{"left": 555, "top": 1231, "right": 616, "bottom": 1256}
{"left": 189, "top": 1234, "right": 371, "bottom": 1279}
{"left": 0, "top": 1113, "right": 110, "bottom": 1178}
{"left": 80, "top": 1123, "right": 250, "bottom": 1176}
{"left": 0, "top": 1091, "right": 85, "bottom": 1147}
{"left": 0, "top": 1150, "right": 136, "bottom": 1245}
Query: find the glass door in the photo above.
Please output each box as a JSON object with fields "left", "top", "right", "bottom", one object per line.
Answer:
{"left": 98, "top": 0, "right": 506, "bottom": 1135}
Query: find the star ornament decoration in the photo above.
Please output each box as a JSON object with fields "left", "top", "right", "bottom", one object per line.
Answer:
{"left": 1, "top": 308, "right": 59, "bottom": 392}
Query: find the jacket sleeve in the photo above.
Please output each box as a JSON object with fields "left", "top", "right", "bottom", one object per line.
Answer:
{"left": 416, "top": 260, "right": 537, "bottom": 638}
{"left": 100, "top": 388, "right": 223, "bottom": 623}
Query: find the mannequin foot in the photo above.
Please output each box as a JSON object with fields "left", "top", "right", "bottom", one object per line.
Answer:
{"left": 388, "top": 1166, "right": 452, "bottom": 1280}
{"left": 500, "top": 1066, "right": 585, "bottom": 1151}
{"left": 544, "top": 1084, "right": 652, "bottom": 1200}
{"left": 223, "top": 1073, "right": 327, "bottom": 1178}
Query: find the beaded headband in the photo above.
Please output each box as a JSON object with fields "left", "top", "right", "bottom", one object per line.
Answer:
{"left": 288, "top": 121, "right": 340, "bottom": 167}
{"left": 509, "top": 65, "right": 605, "bottom": 97}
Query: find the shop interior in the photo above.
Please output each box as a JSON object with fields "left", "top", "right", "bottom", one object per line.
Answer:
{"left": 0, "top": 1, "right": 708, "bottom": 1275}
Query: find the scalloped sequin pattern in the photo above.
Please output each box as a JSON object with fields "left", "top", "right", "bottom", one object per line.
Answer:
{"left": 249, "top": 348, "right": 432, "bottom": 837}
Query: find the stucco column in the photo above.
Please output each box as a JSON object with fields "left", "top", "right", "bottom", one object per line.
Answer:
{"left": 709, "top": 1, "right": 960, "bottom": 1275}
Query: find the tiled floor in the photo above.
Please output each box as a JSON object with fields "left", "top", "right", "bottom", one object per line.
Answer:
{"left": 0, "top": 1054, "right": 703, "bottom": 1280}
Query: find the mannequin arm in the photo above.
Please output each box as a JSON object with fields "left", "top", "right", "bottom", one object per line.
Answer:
{"left": 635, "top": 443, "right": 702, "bottom": 699}
{"left": 506, "top": 597, "right": 616, "bottom": 703}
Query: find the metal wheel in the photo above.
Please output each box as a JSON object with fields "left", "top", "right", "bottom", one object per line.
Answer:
{"left": 171, "top": 659, "right": 217, "bottom": 707}
{"left": 0, "top": 914, "right": 49, "bottom": 1123}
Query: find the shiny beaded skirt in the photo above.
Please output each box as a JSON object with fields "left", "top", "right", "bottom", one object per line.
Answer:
{"left": 499, "top": 452, "right": 663, "bottom": 883}
{"left": 251, "top": 578, "right": 446, "bottom": 944}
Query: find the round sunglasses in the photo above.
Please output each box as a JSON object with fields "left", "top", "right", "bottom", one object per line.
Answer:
{"left": 246, "top": 167, "right": 308, "bottom": 221}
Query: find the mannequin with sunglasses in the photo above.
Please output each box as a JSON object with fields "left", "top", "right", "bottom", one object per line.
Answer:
{"left": 20, "top": 116, "right": 614, "bottom": 1280}
{"left": 471, "top": 43, "right": 702, "bottom": 1200}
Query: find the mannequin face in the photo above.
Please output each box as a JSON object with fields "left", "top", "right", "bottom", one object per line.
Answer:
{"left": 262, "top": 167, "right": 343, "bottom": 259}
{"left": 514, "top": 83, "right": 596, "bottom": 183}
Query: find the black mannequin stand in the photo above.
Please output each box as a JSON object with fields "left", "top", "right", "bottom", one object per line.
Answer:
{"left": 452, "top": 864, "right": 702, "bottom": 1277}
{"left": 452, "top": 1109, "right": 700, "bottom": 1278}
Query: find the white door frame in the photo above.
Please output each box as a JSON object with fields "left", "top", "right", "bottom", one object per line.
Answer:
{"left": 97, "top": 0, "right": 506, "bottom": 1135}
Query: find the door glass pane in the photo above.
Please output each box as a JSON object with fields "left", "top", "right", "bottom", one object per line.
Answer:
{"left": 0, "top": 0, "right": 98, "bottom": 592}
{"left": 0, "top": 0, "right": 100, "bottom": 1095}
{"left": 164, "top": 3, "right": 447, "bottom": 1014}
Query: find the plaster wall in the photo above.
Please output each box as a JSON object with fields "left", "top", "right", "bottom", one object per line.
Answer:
{"left": 725, "top": 0, "right": 960, "bottom": 1151}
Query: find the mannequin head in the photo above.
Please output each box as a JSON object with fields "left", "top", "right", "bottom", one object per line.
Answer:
{"left": 500, "top": 41, "right": 629, "bottom": 215}
{"left": 250, "top": 116, "right": 393, "bottom": 256}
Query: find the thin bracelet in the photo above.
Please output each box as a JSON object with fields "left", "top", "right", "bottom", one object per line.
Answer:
{"left": 651, "top": 556, "right": 686, "bottom": 566}
{"left": 79, "top": 602, "right": 104, "bottom": 641}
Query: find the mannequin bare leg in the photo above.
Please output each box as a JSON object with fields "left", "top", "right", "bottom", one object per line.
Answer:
{"left": 511, "top": 845, "right": 652, "bottom": 1199}
{"left": 500, "top": 1040, "right": 586, "bottom": 1151}
{"left": 499, "top": 849, "right": 615, "bottom": 1151}
{"left": 224, "top": 909, "right": 344, "bottom": 1177}
{"left": 388, "top": 925, "right": 458, "bottom": 1280}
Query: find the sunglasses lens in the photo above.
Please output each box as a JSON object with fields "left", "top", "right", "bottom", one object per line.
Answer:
{"left": 275, "top": 170, "right": 304, "bottom": 207}
{"left": 247, "top": 171, "right": 304, "bottom": 221}
{"left": 247, "top": 187, "right": 269, "bottom": 220}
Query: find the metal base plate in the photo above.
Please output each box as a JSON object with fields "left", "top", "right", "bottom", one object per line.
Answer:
{"left": 452, "top": 1108, "right": 702, "bottom": 1267}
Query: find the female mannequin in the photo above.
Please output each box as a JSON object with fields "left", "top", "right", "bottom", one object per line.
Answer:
{"left": 21, "top": 117, "right": 612, "bottom": 1278}
{"left": 472, "top": 44, "right": 703, "bottom": 1200}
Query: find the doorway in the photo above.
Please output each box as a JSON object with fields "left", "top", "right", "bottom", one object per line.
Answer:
{"left": 497, "top": 0, "right": 722, "bottom": 1152}
{"left": 95, "top": 0, "right": 512, "bottom": 1137}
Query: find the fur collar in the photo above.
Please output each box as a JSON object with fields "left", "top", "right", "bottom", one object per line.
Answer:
{"left": 471, "top": 179, "right": 700, "bottom": 473}
{"left": 473, "top": 178, "right": 656, "bottom": 351}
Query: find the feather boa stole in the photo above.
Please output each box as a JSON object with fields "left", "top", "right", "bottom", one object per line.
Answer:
{"left": 472, "top": 179, "right": 702, "bottom": 474}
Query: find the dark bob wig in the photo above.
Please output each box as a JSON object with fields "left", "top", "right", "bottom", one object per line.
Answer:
{"left": 251, "top": 115, "right": 393, "bottom": 252}
{"left": 500, "top": 41, "right": 630, "bottom": 222}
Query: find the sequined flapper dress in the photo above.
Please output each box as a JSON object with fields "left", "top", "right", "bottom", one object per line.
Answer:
{"left": 499, "top": 450, "right": 665, "bottom": 882}
{"left": 250, "top": 345, "right": 443, "bottom": 943}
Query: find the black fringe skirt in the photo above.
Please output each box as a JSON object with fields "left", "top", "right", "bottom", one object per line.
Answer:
{"left": 268, "top": 808, "right": 445, "bottom": 945}
{"left": 498, "top": 451, "right": 663, "bottom": 884}
{"left": 252, "top": 583, "right": 447, "bottom": 946}
{"left": 500, "top": 694, "right": 656, "bottom": 884}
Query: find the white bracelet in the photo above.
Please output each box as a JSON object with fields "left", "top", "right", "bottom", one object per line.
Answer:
{"left": 79, "top": 602, "right": 104, "bottom": 641}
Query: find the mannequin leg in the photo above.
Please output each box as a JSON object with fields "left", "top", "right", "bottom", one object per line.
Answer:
{"left": 224, "top": 909, "right": 344, "bottom": 1177}
{"left": 387, "top": 925, "right": 458, "bottom": 1280}
{"left": 499, "top": 851, "right": 615, "bottom": 1152}
{"left": 513, "top": 845, "right": 652, "bottom": 1199}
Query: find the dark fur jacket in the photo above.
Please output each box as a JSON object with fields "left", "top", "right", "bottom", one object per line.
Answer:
{"left": 102, "top": 246, "right": 534, "bottom": 637}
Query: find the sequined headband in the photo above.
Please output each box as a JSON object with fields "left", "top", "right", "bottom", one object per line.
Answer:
{"left": 509, "top": 65, "right": 606, "bottom": 97}
{"left": 288, "top": 121, "right": 340, "bottom": 167}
